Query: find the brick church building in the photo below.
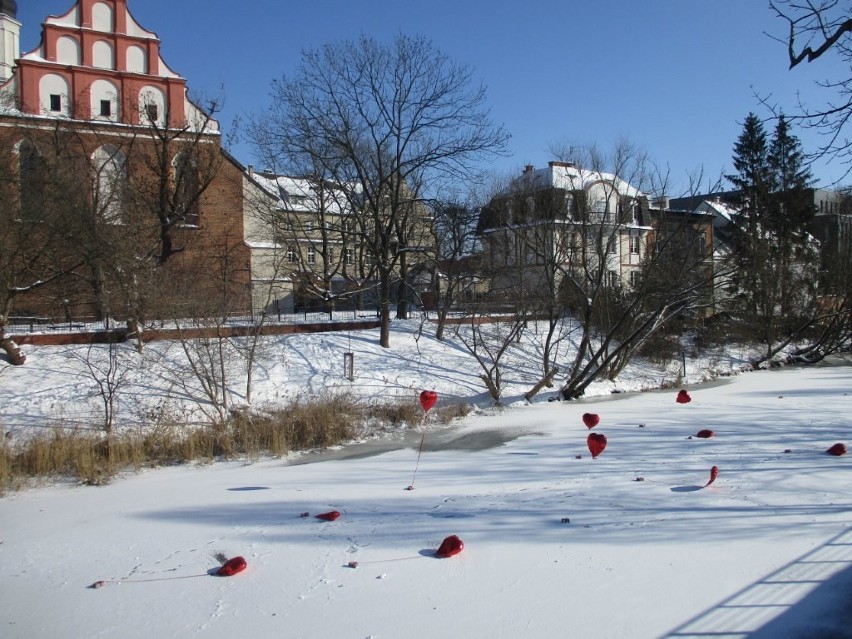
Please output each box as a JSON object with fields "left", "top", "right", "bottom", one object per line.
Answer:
{"left": 0, "top": 0, "right": 251, "bottom": 323}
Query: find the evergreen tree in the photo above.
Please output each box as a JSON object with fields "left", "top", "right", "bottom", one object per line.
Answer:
{"left": 727, "top": 112, "right": 774, "bottom": 218}
{"left": 768, "top": 115, "right": 817, "bottom": 327}
{"left": 725, "top": 113, "right": 820, "bottom": 362}
{"left": 768, "top": 114, "right": 814, "bottom": 237}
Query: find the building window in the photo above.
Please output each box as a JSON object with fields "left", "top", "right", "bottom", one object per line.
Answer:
{"left": 49, "top": 94, "right": 62, "bottom": 112}
{"left": 345, "top": 248, "right": 354, "bottom": 265}
{"left": 172, "top": 152, "right": 200, "bottom": 226}
{"left": 92, "top": 145, "right": 127, "bottom": 224}
{"left": 608, "top": 271, "right": 619, "bottom": 288}
{"left": 629, "top": 231, "right": 640, "bottom": 255}
{"left": 307, "top": 246, "right": 316, "bottom": 264}
{"left": 99, "top": 100, "right": 111, "bottom": 117}
{"left": 629, "top": 270, "right": 641, "bottom": 288}
{"left": 145, "top": 103, "right": 158, "bottom": 123}
{"left": 287, "top": 247, "right": 297, "bottom": 263}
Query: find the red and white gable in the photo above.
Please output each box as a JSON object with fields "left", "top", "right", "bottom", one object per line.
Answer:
{"left": 1, "top": 0, "right": 217, "bottom": 131}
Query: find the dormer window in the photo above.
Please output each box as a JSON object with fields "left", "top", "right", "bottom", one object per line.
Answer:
{"left": 49, "top": 94, "right": 62, "bottom": 112}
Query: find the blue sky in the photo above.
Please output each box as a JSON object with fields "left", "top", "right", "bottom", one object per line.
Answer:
{"left": 18, "top": 1, "right": 851, "bottom": 194}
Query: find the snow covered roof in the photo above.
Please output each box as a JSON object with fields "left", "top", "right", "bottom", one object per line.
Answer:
{"left": 698, "top": 199, "right": 740, "bottom": 223}
{"left": 512, "top": 161, "right": 644, "bottom": 199}
{"left": 250, "top": 173, "right": 352, "bottom": 216}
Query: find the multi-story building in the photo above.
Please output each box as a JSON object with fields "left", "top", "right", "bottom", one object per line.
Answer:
{"left": 0, "top": 0, "right": 251, "bottom": 321}
{"left": 245, "top": 169, "right": 435, "bottom": 315}
{"left": 477, "top": 161, "right": 651, "bottom": 299}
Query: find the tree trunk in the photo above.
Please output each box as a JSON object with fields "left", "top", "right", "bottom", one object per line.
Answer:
{"left": 524, "top": 367, "right": 559, "bottom": 402}
{"left": 379, "top": 270, "right": 392, "bottom": 348}
{"left": 0, "top": 336, "right": 26, "bottom": 365}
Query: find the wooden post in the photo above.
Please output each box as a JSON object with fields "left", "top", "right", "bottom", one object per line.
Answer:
{"left": 344, "top": 352, "right": 354, "bottom": 381}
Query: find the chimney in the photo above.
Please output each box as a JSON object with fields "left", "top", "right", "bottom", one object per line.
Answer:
{"left": 523, "top": 164, "right": 535, "bottom": 174}
{"left": 548, "top": 160, "right": 576, "bottom": 169}
{"left": 247, "top": 164, "right": 254, "bottom": 177}
{"left": 0, "top": 1, "right": 20, "bottom": 83}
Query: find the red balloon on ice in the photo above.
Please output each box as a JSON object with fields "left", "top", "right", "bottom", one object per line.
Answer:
{"left": 582, "top": 413, "right": 600, "bottom": 429}
{"left": 826, "top": 443, "right": 847, "bottom": 456}
{"left": 216, "top": 556, "right": 247, "bottom": 576}
{"left": 435, "top": 535, "right": 464, "bottom": 558}
{"left": 316, "top": 510, "right": 341, "bottom": 521}
{"left": 676, "top": 390, "right": 692, "bottom": 404}
{"left": 696, "top": 429, "right": 715, "bottom": 439}
{"left": 419, "top": 390, "right": 438, "bottom": 412}
{"left": 587, "top": 433, "right": 607, "bottom": 458}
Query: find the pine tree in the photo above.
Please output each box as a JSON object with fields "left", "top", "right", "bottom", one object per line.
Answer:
{"left": 727, "top": 112, "right": 774, "bottom": 219}
{"left": 768, "top": 115, "right": 817, "bottom": 325}
{"left": 725, "top": 113, "right": 820, "bottom": 361}
{"left": 768, "top": 114, "right": 814, "bottom": 237}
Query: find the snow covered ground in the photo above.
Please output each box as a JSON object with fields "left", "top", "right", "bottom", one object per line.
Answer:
{"left": 1, "top": 321, "right": 851, "bottom": 638}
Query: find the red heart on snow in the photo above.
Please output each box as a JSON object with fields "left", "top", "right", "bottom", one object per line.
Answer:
{"left": 826, "top": 443, "right": 847, "bottom": 456}
{"left": 582, "top": 413, "right": 600, "bottom": 429}
{"left": 419, "top": 390, "right": 438, "bottom": 412}
{"left": 696, "top": 429, "right": 714, "bottom": 439}
{"left": 705, "top": 465, "right": 719, "bottom": 487}
{"left": 315, "top": 510, "right": 341, "bottom": 521}
{"left": 676, "top": 390, "right": 691, "bottom": 404}
{"left": 587, "top": 433, "right": 607, "bottom": 459}
{"left": 435, "top": 535, "right": 464, "bottom": 558}
{"left": 216, "top": 556, "right": 247, "bottom": 576}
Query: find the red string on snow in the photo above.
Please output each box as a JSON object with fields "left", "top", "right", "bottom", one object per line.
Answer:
{"left": 704, "top": 466, "right": 719, "bottom": 487}
{"left": 587, "top": 433, "right": 607, "bottom": 459}
{"left": 695, "top": 429, "right": 715, "bottom": 439}
{"left": 315, "top": 510, "right": 341, "bottom": 521}
{"left": 826, "top": 443, "right": 847, "bottom": 456}
{"left": 676, "top": 390, "right": 692, "bottom": 404}
{"left": 408, "top": 391, "right": 438, "bottom": 490}
{"left": 582, "top": 413, "right": 600, "bottom": 429}
{"left": 435, "top": 535, "right": 464, "bottom": 558}
{"left": 90, "top": 556, "right": 247, "bottom": 588}
{"left": 406, "top": 433, "right": 426, "bottom": 490}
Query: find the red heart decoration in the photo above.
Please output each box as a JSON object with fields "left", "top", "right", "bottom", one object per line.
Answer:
{"left": 435, "top": 535, "right": 464, "bottom": 558}
{"left": 705, "top": 465, "right": 719, "bottom": 487}
{"left": 315, "top": 510, "right": 341, "bottom": 521}
{"left": 582, "top": 413, "right": 600, "bottom": 429}
{"left": 216, "top": 556, "right": 247, "bottom": 577}
{"left": 676, "top": 390, "right": 691, "bottom": 404}
{"left": 587, "top": 433, "right": 607, "bottom": 458}
{"left": 419, "top": 390, "right": 438, "bottom": 412}
{"left": 826, "top": 443, "right": 847, "bottom": 456}
{"left": 696, "top": 429, "right": 714, "bottom": 439}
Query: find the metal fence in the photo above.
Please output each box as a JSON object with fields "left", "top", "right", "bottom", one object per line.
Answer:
{"left": 6, "top": 308, "right": 383, "bottom": 335}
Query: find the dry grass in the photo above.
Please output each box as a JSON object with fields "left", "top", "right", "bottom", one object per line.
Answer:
{"left": 0, "top": 394, "right": 473, "bottom": 494}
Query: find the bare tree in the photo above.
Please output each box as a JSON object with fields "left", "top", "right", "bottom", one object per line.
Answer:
{"left": 252, "top": 34, "right": 508, "bottom": 347}
{"left": 769, "top": 1, "right": 852, "bottom": 170}
{"left": 0, "top": 125, "right": 92, "bottom": 364}
{"left": 427, "top": 195, "right": 484, "bottom": 340}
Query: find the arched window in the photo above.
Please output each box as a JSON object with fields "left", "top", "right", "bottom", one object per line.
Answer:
{"left": 92, "top": 145, "right": 126, "bottom": 224}
{"left": 138, "top": 85, "right": 166, "bottom": 126}
{"left": 92, "top": 40, "right": 114, "bottom": 70}
{"left": 18, "top": 139, "right": 47, "bottom": 219}
{"left": 126, "top": 45, "right": 148, "bottom": 74}
{"left": 90, "top": 79, "right": 119, "bottom": 121}
{"left": 91, "top": 2, "right": 114, "bottom": 32}
{"left": 56, "top": 36, "right": 81, "bottom": 65}
{"left": 39, "top": 73, "right": 71, "bottom": 116}
{"left": 172, "top": 152, "right": 200, "bottom": 226}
